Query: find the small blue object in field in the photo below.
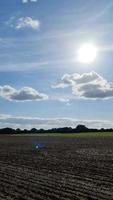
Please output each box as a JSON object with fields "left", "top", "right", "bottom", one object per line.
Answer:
{"left": 35, "top": 143, "right": 45, "bottom": 150}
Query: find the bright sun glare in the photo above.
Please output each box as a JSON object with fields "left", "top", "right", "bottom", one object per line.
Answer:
{"left": 77, "top": 44, "right": 97, "bottom": 64}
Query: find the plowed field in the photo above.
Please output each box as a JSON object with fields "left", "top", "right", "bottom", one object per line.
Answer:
{"left": 0, "top": 135, "right": 113, "bottom": 200}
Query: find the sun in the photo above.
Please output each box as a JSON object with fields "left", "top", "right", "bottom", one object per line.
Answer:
{"left": 77, "top": 43, "right": 97, "bottom": 64}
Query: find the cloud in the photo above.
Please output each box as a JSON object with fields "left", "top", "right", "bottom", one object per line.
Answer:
{"left": 0, "top": 85, "right": 48, "bottom": 102}
{"left": 50, "top": 94, "right": 70, "bottom": 103}
{"left": 53, "top": 71, "right": 113, "bottom": 99}
{"left": 8, "top": 17, "right": 40, "bottom": 30}
{"left": 22, "top": 0, "right": 38, "bottom": 3}
{"left": 0, "top": 114, "right": 113, "bottom": 129}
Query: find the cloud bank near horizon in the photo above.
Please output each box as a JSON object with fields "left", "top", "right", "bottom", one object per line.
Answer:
{"left": 0, "top": 114, "right": 113, "bottom": 130}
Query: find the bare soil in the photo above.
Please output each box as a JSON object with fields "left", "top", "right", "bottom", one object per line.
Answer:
{"left": 0, "top": 135, "right": 113, "bottom": 200}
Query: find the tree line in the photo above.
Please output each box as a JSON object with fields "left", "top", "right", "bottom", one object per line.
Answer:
{"left": 0, "top": 125, "right": 113, "bottom": 134}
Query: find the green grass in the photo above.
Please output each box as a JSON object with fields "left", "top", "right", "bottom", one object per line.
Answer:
{"left": 13, "top": 132, "right": 113, "bottom": 137}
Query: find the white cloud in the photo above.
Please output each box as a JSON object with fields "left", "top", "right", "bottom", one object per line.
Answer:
{"left": 50, "top": 94, "right": 70, "bottom": 103}
{"left": 22, "top": 0, "right": 38, "bottom": 3}
{"left": 8, "top": 17, "right": 40, "bottom": 30}
{"left": 0, "top": 85, "right": 48, "bottom": 102}
{"left": 16, "top": 17, "right": 40, "bottom": 30}
{"left": 53, "top": 71, "right": 113, "bottom": 99}
{"left": 0, "top": 114, "right": 113, "bottom": 129}
{"left": 56, "top": 98, "right": 69, "bottom": 103}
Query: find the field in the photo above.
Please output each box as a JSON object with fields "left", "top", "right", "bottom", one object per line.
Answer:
{"left": 0, "top": 134, "right": 113, "bottom": 200}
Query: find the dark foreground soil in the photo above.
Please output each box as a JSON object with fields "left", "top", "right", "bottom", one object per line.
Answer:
{"left": 0, "top": 135, "right": 113, "bottom": 200}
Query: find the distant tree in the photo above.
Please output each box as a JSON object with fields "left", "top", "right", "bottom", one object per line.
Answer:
{"left": 23, "top": 129, "right": 28, "bottom": 134}
{"left": 16, "top": 128, "right": 21, "bottom": 134}
{"left": 76, "top": 125, "right": 88, "bottom": 132}
{"left": 0, "top": 128, "right": 16, "bottom": 134}
{"left": 39, "top": 129, "right": 44, "bottom": 133}
{"left": 30, "top": 128, "right": 38, "bottom": 133}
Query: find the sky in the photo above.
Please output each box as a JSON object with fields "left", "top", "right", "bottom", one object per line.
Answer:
{"left": 0, "top": 0, "right": 113, "bottom": 129}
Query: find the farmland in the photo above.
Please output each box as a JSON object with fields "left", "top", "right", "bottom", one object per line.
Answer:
{"left": 0, "top": 134, "right": 113, "bottom": 200}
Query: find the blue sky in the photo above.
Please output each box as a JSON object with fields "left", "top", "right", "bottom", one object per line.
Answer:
{"left": 0, "top": 0, "right": 113, "bottom": 129}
